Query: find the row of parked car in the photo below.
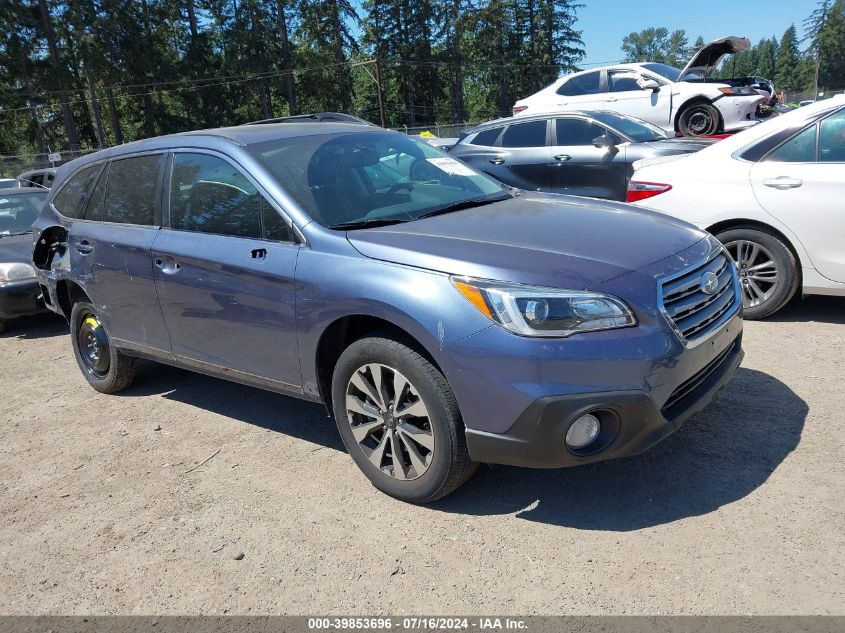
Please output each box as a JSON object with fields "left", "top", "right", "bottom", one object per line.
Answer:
{"left": 0, "top": 45, "right": 840, "bottom": 503}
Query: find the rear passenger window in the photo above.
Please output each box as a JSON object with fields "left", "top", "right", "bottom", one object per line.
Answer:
{"left": 819, "top": 110, "right": 845, "bottom": 162}
{"left": 83, "top": 164, "right": 109, "bottom": 221}
{"left": 557, "top": 71, "right": 601, "bottom": 96}
{"left": 501, "top": 121, "right": 547, "bottom": 148}
{"left": 52, "top": 164, "right": 100, "bottom": 218}
{"left": 169, "top": 153, "right": 262, "bottom": 238}
{"left": 470, "top": 127, "right": 503, "bottom": 146}
{"left": 103, "top": 154, "right": 163, "bottom": 225}
{"left": 767, "top": 126, "right": 817, "bottom": 163}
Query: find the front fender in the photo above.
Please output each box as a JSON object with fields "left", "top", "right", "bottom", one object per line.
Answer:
{"left": 294, "top": 247, "right": 493, "bottom": 400}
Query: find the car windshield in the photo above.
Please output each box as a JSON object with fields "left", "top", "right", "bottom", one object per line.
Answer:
{"left": 641, "top": 63, "right": 683, "bottom": 82}
{"left": 250, "top": 131, "right": 507, "bottom": 229}
{"left": 0, "top": 191, "right": 48, "bottom": 236}
{"left": 591, "top": 111, "right": 670, "bottom": 142}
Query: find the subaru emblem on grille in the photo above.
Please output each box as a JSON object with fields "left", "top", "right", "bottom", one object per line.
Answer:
{"left": 700, "top": 271, "right": 719, "bottom": 295}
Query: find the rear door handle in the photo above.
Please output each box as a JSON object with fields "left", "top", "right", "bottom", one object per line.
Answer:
{"left": 251, "top": 248, "right": 267, "bottom": 260}
{"left": 606, "top": 98, "right": 618, "bottom": 102}
{"left": 489, "top": 156, "right": 505, "bottom": 165}
{"left": 763, "top": 177, "right": 803, "bottom": 190}
{"left": 554, "top": 154, "right": 572, "bottom": 162}
{"left": 74, "top": 241, "right": 93, "bottom": 255}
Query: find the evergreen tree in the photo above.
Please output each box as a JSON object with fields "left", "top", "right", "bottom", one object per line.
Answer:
{"left": 775, "top": 24, "right": 802, "bottom": 91}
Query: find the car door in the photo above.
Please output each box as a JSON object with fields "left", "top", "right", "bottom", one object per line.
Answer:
{"left": 552, "top": 70, "right": 605, "bottom": 111}
{"left": 604, "top": 70, "right": 672, "bottom": 129}
{"left": 59, "top": 153, "right": 173, "bottom": 355}
{"left": 151, "top": 150, "right": 302, "bottom": 390}
{"left": 750, "top": 109, "right": 845, "bottom": 283}
{"left": 549, "top": 117, "right": 628, "bottom": 199}
{"left": 481, "top": 119, "right": 551, "bottom": 192}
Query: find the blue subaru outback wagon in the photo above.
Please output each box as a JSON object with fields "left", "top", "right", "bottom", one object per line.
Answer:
{"left": 32, "top": 121, "right": 743, "bottom": 502}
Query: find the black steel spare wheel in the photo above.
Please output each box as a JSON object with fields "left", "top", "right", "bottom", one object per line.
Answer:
{"left": 78, "top": 313, "right": 110, "bottom": 376}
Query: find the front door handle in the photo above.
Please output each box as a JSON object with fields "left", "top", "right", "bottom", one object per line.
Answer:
{"left": 251, "top": 248, "right": 267, "bottom": 260}
{"left": 554, "top": 154, "right": 572, "bottom": 162}
{"left": 74, "top": 241, "right": 93, "bottom": 255}
{"left": 154, "top": 257, "right": 181, "bottom": 275}
{"left": 606, "top": 97, "right": 618, "bottom": 102}
{"left": 763, "top": 177, "right": 803, "bottom": 190}
{"left": 489, "top": 156, "right": 505, "bottom": 165}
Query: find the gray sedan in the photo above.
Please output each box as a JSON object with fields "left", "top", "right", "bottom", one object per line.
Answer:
{"left": 449, "top": 111, "right": 715, "bottom": 201}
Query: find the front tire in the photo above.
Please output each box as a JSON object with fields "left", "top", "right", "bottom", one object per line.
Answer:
{"left": 716, "top": 227, "right": 799, "bottom": 319}
{"left": 70, "top": 299, "right": 136, "bottom": 393}
{"left": 678, "top": 103, "right": 721, "bottom": 136}
{"left": 331, "top": 335, "right": 476, "bottom": 503}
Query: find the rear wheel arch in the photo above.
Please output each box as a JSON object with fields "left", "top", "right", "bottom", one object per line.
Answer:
{"left": 56, "top": 280, "right": 90, "bottom": 321}
{"left": 315, "top": 314, "right": 444, "bottom": 413}
{"left": 706, "top": 219, "right": 803, "bottom": 269}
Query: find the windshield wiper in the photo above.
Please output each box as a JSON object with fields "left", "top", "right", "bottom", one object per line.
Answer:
{"left": 330, "top": 217, "right": 412, "bottom": 231}
{"left": 415, "top": 193, "right": 510, "bottom": 221}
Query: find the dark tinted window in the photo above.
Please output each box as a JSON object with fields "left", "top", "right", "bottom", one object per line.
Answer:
{"left": 83, "top": 164, "right": 109, "bottom": 221}
{"left": 103, "top": 155, "right": 162, "bottom": 225}
{"left": 557, "top": 71, "right": 601, "bottom": 96}
{"left": 170, "top": 153, "right": 262, "bottom": 238}
{"left": 52, "top": 164, "right": 100, "bottom": 218}
{"left": 819, "top": 109, "right": 845, "bottom": 162}
{"left": 767, "top": 126, "right": 817, "bottom": 163}
{"left": 0, "top": 191, "right": 48, "bottom": 235}
{"left": 470, "top": 127, "right": 503, "bottom": 146}
{"left": 501, "top": 121, "right": 547, "bottom": 148}
{"left": 555, "top": 119, "right": 605, "bottom": 146}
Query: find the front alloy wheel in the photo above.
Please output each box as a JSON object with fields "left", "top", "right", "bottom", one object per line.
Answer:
{"left": 345, "top": 363, "right": 435, "bottom": 480}
{"left": 331, "top": 335, "right": 476, "bottom": 503}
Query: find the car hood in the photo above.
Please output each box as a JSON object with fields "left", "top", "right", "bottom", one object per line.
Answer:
{"left": 679, "top": 36, "right": 751, "bottom": 81}
{"left": 346, "top": 194, "right": 706, "bottom": 290}
{"left": 0, "top": 233, "right": 34, "bottom": 265}
{"left": 642, "top": 137, "right": 717, "bottom": 153}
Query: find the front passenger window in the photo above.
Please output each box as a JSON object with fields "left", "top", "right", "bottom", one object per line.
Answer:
{"left": 170, "top": 153, "right": 262, "bottom": 238}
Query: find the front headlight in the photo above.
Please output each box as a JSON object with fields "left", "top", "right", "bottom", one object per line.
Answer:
{"left": 719, "top": 86, "right": 756, "bottom": 96}
{"left": 0, "top": 263, "right": 37, "bottom": 283}
{"left": 452, "top": 276, "right": 636, "bottom": 337}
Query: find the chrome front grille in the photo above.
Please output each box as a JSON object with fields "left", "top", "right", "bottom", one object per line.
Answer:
{"left": 659, "top": 245, "right": 741, "bottom": 346}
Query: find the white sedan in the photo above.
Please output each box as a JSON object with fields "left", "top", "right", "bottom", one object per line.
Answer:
{"left": 629, "top": 95, "right": 845, "bottom": 318}
{"left": 513, "top": 37, "right": 768, "bottom": 137}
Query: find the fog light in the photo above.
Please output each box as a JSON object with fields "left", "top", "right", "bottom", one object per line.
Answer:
{"left": 565, "top": 413, "right": 601, "bottom": 449}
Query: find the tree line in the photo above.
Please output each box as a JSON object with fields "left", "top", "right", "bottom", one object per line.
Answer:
{"left": 1, "top": 0, "right": 843, "bottom": 157}
{"left": 0, "top": 0, "right": 585, "bottom": 155}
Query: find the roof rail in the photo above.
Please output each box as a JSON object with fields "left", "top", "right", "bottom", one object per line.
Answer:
{"left": 243, "top": 112, "right": 377, "bottom": 126}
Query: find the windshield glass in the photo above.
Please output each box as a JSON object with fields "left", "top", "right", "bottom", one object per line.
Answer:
{"left": 0, "top": 191, "right": 48, "bottom": 236}
{"left": 641, "top": 63, "right": 683, "bottom": 82}
{"left": 591, "top": 111, "right": 670, "bottom": 142}
{"left": 250, "top": 131, "right": 505, "bottom": 229}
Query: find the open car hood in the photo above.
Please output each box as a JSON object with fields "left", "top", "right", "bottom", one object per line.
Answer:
{"left": 679, "top": 36, "right": 751, "bottom": 81}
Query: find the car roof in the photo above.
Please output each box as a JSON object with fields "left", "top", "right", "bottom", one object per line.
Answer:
{"left": 463, "top": 110, "right": 642, "bottom": 135}
{"left": 0, "top": 187, "right": 50, "bottom": 196}
{"left": 51, "top": 121, "right": 387, "bottom": 182}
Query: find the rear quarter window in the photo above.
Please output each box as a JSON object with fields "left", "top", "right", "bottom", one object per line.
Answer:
{"left": 52, "top": 164, "right": 100, "bottom": 218}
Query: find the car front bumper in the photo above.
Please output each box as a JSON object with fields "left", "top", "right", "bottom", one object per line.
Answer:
{"left": 0, "top": 279, "right": 45, "bottom": 320}
{"left": 464, "top": 331, "right": 743, "bottom": 468}
{"left": 715, "top": 95, "right": 768, "bottom": 131}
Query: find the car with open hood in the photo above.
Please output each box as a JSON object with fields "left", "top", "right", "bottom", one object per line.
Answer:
{"left": 32, "top": 122, "right": 743, "bottom": 503}
{"left": 513, "top": 36, "right": 769, "bottom": 137}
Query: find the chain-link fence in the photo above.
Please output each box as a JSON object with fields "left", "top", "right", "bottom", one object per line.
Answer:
{"left": 0, "top": 148, "right": 102, "bottom": 180}
{"left": 393, "top": 122, "right": 478, "bottom": 138}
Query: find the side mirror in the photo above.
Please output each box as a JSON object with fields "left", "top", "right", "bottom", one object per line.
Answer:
{"left": 592, "top": 135, "right": 617, "bottom": 150}
{"left": 637, "top": 77, "right": 660, "bottom": 91}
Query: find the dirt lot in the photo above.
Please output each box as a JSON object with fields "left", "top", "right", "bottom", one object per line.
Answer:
{"left": 1, "top": 297, "right": 843, "bottom": 615}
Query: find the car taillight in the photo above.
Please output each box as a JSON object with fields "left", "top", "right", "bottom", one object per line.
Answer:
{"left": 512, "top": 105, "right": 528, "bottom": 115}
{"left": 626, "top": 181, "right": 672, "bottom": 203}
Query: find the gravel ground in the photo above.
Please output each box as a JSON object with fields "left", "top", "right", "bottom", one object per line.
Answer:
{"left": 0, "top": 297, "right": 842, "bottom": 615}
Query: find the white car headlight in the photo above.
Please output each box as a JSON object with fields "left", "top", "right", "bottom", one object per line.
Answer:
{"left": 452, "top": 276, "right": 636, "bottom": 337}
{"left": 0, "top": 263, "right": 37, "bottom": 283}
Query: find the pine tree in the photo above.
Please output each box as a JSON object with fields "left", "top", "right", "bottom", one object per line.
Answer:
{"left": 775, "top": 24, "right": 802, "bottom": 91}
{"left": 818, "top": 0, "right": 845, "bottom": 91}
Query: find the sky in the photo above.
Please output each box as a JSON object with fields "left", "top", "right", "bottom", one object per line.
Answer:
{"left": 576, "top": 0, "right": 820, "bottom": 67}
